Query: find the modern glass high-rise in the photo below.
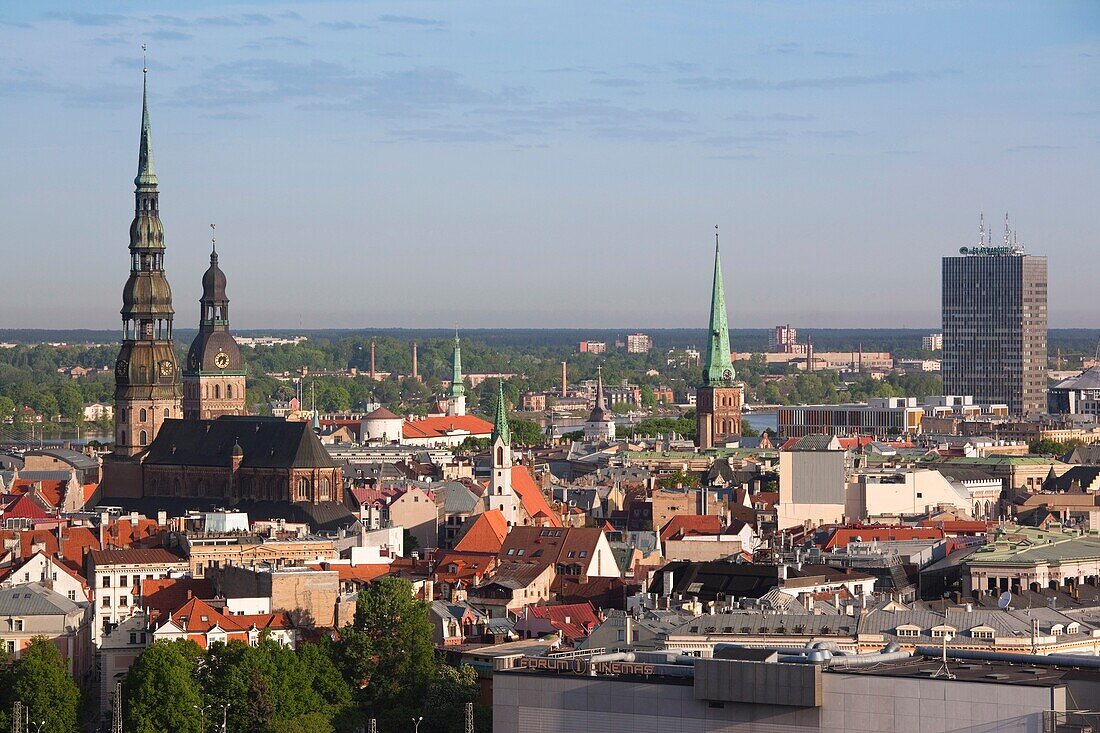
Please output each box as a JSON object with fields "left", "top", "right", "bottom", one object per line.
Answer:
{"left": 942, "top": 245, "right": 1047, "bottom": 416}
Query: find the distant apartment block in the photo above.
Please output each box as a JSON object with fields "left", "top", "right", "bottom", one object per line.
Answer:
{"left": 626, "top": 333, "right": 652, "bottom": 353}
{"left": 942, "top": 245, "right": 1047, "bottom": 416}
{"left": 578, "top": 341, "right": 607, "bottom": 354}
{"left": 774, "top": 324, "right": 808, "bottom": 355}
{"left": 777, "top": 396, "right": 1007, "bottom": 439}
{"left": 521, "top": 392, "right": 547, "bottom": 412}
{"left": 922, "top": 333, "right": 943, "bottom": 351}
{"left": 236, "top": 336, "right": 308, "bottom": 347}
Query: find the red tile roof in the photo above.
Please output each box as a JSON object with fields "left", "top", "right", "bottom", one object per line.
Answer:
{"left": 403, "top": 415, "right": 493, "bottom": 440}
{"left": 822, "top": 526, "right": 944, "bottom": 550}
{"left": 510, "top": 467, "right": 562, "bottom": 527}
{"left": 141, "top": 577, "right": 216, "bottom": 623}
{"left": 917, "top": 520, "right": 991, "bottom": 535}
{"left": 521, "top": 602, "right": 600, "bottom": 643}
{"left": 454, "top": 510, "right": 509, "bottom": 554}
{"left": 659, "top": 515, "right": 722, "bottom": 543}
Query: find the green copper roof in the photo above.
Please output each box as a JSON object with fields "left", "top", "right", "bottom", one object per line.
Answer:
{"left": 491, "top": 380, "right": 510, "bottom": 445}
{"left": 451, "top": 334, "right": 465, "bottom": 398}
{"left": 702, "top": 234, "right": 735, "bottom": 387}
{"left": 135, "top": 68, "right": 157, "bottom": 188}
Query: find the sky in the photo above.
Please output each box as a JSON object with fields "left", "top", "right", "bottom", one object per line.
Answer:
{"left": 0, "top": 1, "right": 1098, "bottom": 330}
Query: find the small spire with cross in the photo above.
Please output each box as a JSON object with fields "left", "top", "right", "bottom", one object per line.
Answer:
{"left": 142, "top": 43, "right": 148, "bottom": 74}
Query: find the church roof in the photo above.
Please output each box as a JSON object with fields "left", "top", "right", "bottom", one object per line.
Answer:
{"left": 701, "top": 232, "right": 736, "bottom": 387}
{"left": 143, "top": 417, "right": 337, "bottom": 469}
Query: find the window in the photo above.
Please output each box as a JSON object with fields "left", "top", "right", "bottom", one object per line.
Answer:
{"left": 7, "top": 619, "right": 23, "bottom": 632}
{"left": 102, "top": 576, "right": 111, "bottom": 588}
{"left": 119, "top": 596, "right": 128, "bottom": 607}
{"left": 5, "top": 642, "right": 13, "bottom": 655}
{"left": 129, "top": 633, "right": 137, "bottom": 644}
{"left": 102, "top": 597, "right": 111, "bottom": 608}
{"left": 226, "top": 385, "right": 233, "bottom": 399}
{"left": 67, "top": 590, "right": 77, "bottom": 601}
{"left": 139, "top": 408, "right": 147, "bottom": 423}
{"left": 971, "top": 629, "right": 994, "bottom": 640}
{"left": 931, "top": 626, "right": 955, "bottom": 639}
{"left": 119, "top": 575, "right": 128, "bottom": 588}
{"left": 164, "top": 408, "right": 170, "bottom": 418}
{"left": 139, "top": 430, "right": 148, "bottom": 446}
{"left": 896, "top": 626, "right": 920, "bottom": 637}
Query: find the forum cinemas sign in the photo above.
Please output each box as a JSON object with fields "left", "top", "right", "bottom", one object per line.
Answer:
{"left": 517, "top": 656, "right": 656, "bottom": 676}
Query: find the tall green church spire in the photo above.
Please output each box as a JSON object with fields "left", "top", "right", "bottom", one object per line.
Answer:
{"left": 491, "top": 380, "right": 511, "bottom": 445}
{"left": 135, "top": 47, "right": 157, "bottom": 188}
{"left": 702, "top": 227, "right": 735, "bottom": 387}
{"left": 451, "top": 331, "right": 465, "bottom": 398}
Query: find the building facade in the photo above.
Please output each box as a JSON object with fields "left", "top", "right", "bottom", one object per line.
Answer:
{"left": 113, "top": 67, "right": 182, "bottom": 456}
{"left": 942, "top": 239, "right": 1047, "bottom": 416}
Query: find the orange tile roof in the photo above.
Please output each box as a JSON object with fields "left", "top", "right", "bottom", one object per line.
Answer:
{"left": 822, "top": 526, "right": 944, "bottom": 550}
{"left": 659, "top": 515, "right": 722, "bottom": 543}
{"left": 10, "top": 479, "right": 65, "bottom": 511}
{"left": 510, "top": 467, "right": 562, "bottom": 527}
{"left": 142, "top": 577, "right": 216, "bottom": 623}
{"left": 432, "top": 551, "right": 496, "bottom": 585}
{"left": 403, "top": 415, "right": 493, "bottom": 439}
{"left": 307, "top": 562, "right": 392, "bottom": 585}
{"left": 454, "top": 510, "right": 509, "bottom": 553}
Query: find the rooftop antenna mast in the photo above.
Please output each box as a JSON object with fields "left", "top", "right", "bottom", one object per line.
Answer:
{"left": 978, "top": 210, "right": 986, "bottom": 246}
{"left": 931, "top": 630, "right": 956, "bottom": 680}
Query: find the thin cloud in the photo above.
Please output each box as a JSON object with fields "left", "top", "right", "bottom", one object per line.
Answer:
{"left": 377, "top": 14, "right": 445, "bottom": 27}
{"left": 725, "top": 111, "right": 815, "bottom": 122}
{"left": 1005, "top": 144, "right": 1070, "bottom": 152}
{"left": 42, "top": 11, "right": 126, "bottom": 26}
{"left": 388, "top": 126, "right": 504, "bottom": 143}
{"left": 591, "top": 77, "right": 644, "bottom": 88}
{"left": 242, "top": 36, "right": 309, "bottom": 50}
{"left": 676, "top": 70, "right": 953, "bottom": 91}
{"left": 149, "top": 29, "right": 192, "bottom": 41}
{"left": 319, "top": 21, "right": 371, "bottom": 31}
{"left": 805, "top": 129, "right": 860, "bottom": 139}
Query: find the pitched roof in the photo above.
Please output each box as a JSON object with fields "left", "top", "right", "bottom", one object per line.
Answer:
{"left": 496, "top": 526, "right": 608, "bottom": 569}
{"left": 403, "top": 415, "right": 494, "bottom": 440}
{"left": 510, "top": 466, "right": 562, "bottom": 527}
{"left": 143, "top": 417, "right": 337, "bottom": 469}
{"left": 659, "top": 514, "right": 723, "bottom": 543}
{"left": 522, "top": 602, "right": 601, "bottom": 642}
{"left": 141, "top": 577, "right": 215, "bottom": 622}
{"left": 454, "top": 510, "right": 509, "bottom": 554}
{"left": 0, "top": 583, "right": 82, "bottom": 616}
{"left": 88, "top": 548, "right": 185, "bottom": 566}
{"left": 822, "top": 526, "right": 944, "bottom": 550}
{"left": 364, "top": 407, "right": 401, "bottom": 420}
{"left": 169, "top": 596, "right": 246, "bottom": 634}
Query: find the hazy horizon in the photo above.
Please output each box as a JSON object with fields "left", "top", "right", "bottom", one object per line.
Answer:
{"left": 1, "top": 1, "right": 1097, "bottom": 330}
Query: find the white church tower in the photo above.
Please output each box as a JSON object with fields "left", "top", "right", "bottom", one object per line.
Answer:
{"left": 486, "top": 381, "right": 519, "bottom": 525}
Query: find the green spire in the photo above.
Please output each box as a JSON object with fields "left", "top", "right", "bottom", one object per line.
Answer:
{"left": 702, "top": 228, "right": 735, "bottom": 387}
{"left": 451, "top": 332, "right": 465, "bottom": 398}
{"left": 491, "top": 380, "right": 511, "bottom": 445}
{"left": 135, "top": 60, "right": 157, "bottom": 188}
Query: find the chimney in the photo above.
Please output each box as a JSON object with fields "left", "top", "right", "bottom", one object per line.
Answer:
{"left": 663, "top": 569, "right": 674, "bottom": 597}
{"left": 157, "top": 510, "right": 167, "bottom": 526}
{"left": 411, "top": 341, "right": 419, "bottom": 381}
{"left": 625, "top": 615, "right": 634, "bottom": 645}
{"left": 99, "top": 512, "right": 108, "bottom": 547}
{"left": 370, "top": 339, "right": 376, "bottom": 380}
{"left": 561, "top": 362, "right": 568, "bottom": 398}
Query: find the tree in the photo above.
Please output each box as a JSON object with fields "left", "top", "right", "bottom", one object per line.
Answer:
{"left": 740, "top": 420, "right": 759, "bottom": 437}
{"left": 423, "top": 663, "right": 481, "bottom": 733}
{"left": 5, "top": 637, "right": 80, "bottom": 733}
{"left": 124, "top": 640, "right": 203, "bottom": 733}
{"left": 56, "top": 384, "right": 84, "bottom": 423}
{"left": 338, "top": 577, "right": 436, "bottom": 726}
{"left": 509, "top": 418, "right": 545, "bottom": 447}
{"left": 0, "top": 395, "right": 14, "bottom": 421}
{"left": 657, "top": 470, "right": 700, "bottom": 489}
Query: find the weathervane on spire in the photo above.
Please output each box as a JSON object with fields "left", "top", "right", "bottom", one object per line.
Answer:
{"left": 142, "top": 43, "right": 147, "bottom": 74}
{"left": 715, "top": 224, "right": 719, "bottom": 250}
{"left": 210, "top": 223, "right": 217, "bottom": 253}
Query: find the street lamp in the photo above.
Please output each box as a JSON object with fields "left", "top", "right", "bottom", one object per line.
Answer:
{"left": 220, "top": 703, "right": 231, "bottom": 733}
{"left": 413, "top": 715, "right": 423, "bottom": 733}
{"left": 194, "top": 704, "right": 211, "bottom": 732}
{"left": 29, "top": 722, "right": 45, "bottom": 733}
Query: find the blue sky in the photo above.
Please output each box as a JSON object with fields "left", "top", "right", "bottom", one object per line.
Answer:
{"left": 1, "top": 1, "right": 1097, "bottom": 329}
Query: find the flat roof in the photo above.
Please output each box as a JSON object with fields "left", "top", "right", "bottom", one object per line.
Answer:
{"left": 834, "top": 655, "right": 1100, "bottom": 687}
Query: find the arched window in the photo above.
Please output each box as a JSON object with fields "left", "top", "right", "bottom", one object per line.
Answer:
{"left": 496, "top": 446, "right": 504, "bottom": 464}
{"left": 139, "top": 408, "right": 147, "bottom": 423}
{"left": 320, "top": 478, "right": 330, "bottom": 500}
{"left": 139, "top": 430, "right": 148, "bottom": 446}
{"left": 119, "top": 430, "right": 126, "bottom": 446}
{"left": 226, "top": 384, "right": 233, "bottom": 399}
{"left": 163, "top": 407, "right": 170, "bottom": 418}
{"left": 119, "top": 408, "right": 127, "bottom": 421}
{"left": 214, "top": 385, "right": 221, "bottom": 400}
{"left": 297, "top": 478, "right": 310, "bottom": 501}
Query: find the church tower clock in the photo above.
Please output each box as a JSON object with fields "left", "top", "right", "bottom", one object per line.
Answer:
{"left": 183, "top": 225, "right": 247, "bottom": 420}
{"left": 113, "top": 62, "right": 182, "bottom": 457}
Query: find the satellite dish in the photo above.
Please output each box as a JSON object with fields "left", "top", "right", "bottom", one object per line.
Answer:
{"left": 998, "top": 591, "right": 1013, "bottom": 610}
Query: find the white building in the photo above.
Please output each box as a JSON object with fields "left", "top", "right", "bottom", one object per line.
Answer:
{"left": 86, "top": 548, "right": 188, "bottom": 644}
{"left": 922, "top": 333, "right": 943, "bottom": 351}
{"left": 360, "top": 406, "right": 405, "bottom": 444}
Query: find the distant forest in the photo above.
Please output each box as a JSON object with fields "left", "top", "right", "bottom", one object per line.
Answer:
{"left": 4, "top": 328, "right": 1100, "bottom": 357}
